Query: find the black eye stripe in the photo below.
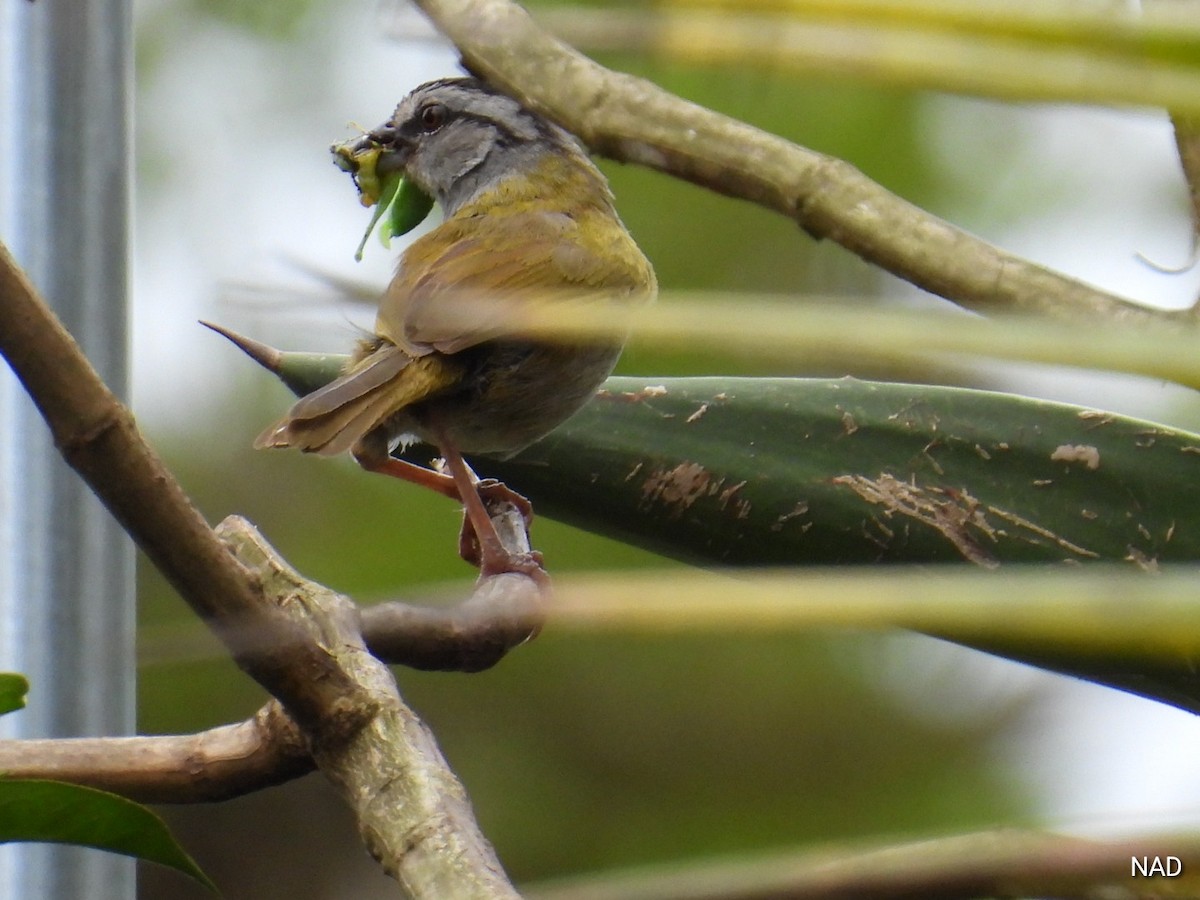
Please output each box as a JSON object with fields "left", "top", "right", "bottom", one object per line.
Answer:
{"left": 403, "top": 108, "right": 527, "bottom": 145}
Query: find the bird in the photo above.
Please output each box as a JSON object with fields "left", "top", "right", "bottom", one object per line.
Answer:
{"left": 254, "top": 77, "right": 657, "bottom": 577}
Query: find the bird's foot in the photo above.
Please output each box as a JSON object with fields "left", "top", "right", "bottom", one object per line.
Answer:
{"left": 457, "top": 482, "right": 546, "bottom": 583}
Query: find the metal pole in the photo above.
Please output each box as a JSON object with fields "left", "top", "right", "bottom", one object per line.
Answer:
{"left": 0, "top": 0, "right": 136, "bottom": 897}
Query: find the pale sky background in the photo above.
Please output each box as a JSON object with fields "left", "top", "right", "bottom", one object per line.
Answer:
{"left": 130, "top": 0, "right": 1200, "bottom": 844}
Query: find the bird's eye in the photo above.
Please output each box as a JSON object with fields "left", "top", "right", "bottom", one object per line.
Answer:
{"left": 418, "top": 103, "right": 446, "bottom": 133}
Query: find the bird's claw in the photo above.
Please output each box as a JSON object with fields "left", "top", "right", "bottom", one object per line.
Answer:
{"left": 456, "top": 481, "right": 545, "bottom": 582}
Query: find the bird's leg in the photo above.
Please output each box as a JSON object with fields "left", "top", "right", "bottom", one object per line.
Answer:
{"left": 352, "top": 443, "right": 461, "bottom": 501}
{"left": 353, "top": 433, "right": 543, "bottom": 578}
{"left": 435, "top": 438, "right": 544, "bottom": 579}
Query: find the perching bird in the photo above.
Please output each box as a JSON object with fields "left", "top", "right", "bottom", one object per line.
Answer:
{"left": 255, "top": 77, "right": 656, "bottom": 576}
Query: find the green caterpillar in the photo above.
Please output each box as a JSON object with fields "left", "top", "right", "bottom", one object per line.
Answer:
{"left": 332, "top": 142, "right": 435, "bottom": 262}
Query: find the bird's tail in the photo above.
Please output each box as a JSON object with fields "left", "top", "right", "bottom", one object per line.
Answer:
{"left": 254, "top": 343, "right": 457, "bottom": 457}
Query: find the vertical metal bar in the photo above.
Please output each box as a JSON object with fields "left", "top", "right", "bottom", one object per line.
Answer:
{"left": 0, "top": 0, "right": 136, "bottom": 897}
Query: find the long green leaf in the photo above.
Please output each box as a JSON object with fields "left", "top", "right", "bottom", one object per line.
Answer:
{"left": 248, "top": 345, "right": 1200, "bottom": 565}
{"left": 0, "top": 779, "right": 215, "bottom": 890}
{"left": 239, "top": 341, "right": 1200, "bottom": 710}
{"left": 481, "top": 375, "right": 1200, "bottom": 709}
{"left": 543, "top": 0, "right": 1200, "bottom": 115}
{"left": 484, "top": 376, "right": 1200, "bottom": 567}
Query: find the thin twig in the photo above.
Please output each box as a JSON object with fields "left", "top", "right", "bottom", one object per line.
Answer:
{"left": 409, "top": 0, "right": 1181, "bottom": 326}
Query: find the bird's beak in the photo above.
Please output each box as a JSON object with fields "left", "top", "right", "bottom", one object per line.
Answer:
{"left": 331, "top": 128, "right": 413, "bottom": 207}
{"left": 366, "top": 123, "right": 414, "bottom": 176}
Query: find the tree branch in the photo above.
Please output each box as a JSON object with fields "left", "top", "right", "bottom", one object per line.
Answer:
{"left": 409, "top": 0, "right": 1181, "bottom": 326}
{"left": 360, "top": 504, "right": 544, "bottom": 670}
{"left": 0, "top": 499, "right": 542, "bottom": 808}
{"left": 216, "top": 515, "right": 520, "bottom": 898}
{"left": 0, "top": 702, "right": 313, "bottom": 804}
{"left": 0, "top": 241, "right": 372, "bottom": 740}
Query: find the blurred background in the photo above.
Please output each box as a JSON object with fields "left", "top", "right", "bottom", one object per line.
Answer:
{"left": 127, "top": 0, "right": 1200, "bottom": 896}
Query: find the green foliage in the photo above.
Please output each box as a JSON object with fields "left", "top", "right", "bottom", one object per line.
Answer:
{"left": 183, "top": 0, "right": 326, "bottom": 38}
{"left": 134, "top": 0, "right": 1200, "bottom": 891}
{"left": 0, "top": 674, "right": 28, "bottom": 717}
{"left": 0, "top": 675, "right": 214, "bottom": 889}
{"left": 246, "top": 348, "right": 1200, "bottom": 712}
{"left": 0, "top": 780, "right": 215, "bottom": 890}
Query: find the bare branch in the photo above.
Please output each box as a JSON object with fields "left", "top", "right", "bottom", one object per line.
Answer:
{"left": 362, "top": 505, "right": 545, "bottom": 670}
{"left": 409, "top": 0, "right": 1181, "bottom": 326}
{"left": 0, "top": 703, "right": 313, "bottom": 804}
{"left": 0, "top": 241, "right": 373, "bottom": 739}
{"left": 0, "top": 502, "right": 542, "bottom": 810}
{"left": 217, "top": 515, "right": 520, "bottom": 898}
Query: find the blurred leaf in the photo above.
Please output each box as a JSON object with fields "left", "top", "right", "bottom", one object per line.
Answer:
{"left": 184, "top": 0, "right": 325, "bottom": 38}
{"left": 538, "top": 0, "right": 1200, "bottom": 115}
{"left": 661, "top": 0, "right": 1200, "bottom": 61}
{"left": 220, "top": 295, "right": 1200, "bottom": 390}
{"left": 243, "top": 340, "right": 1200, "bottom": 709}
{"left": 523, "top": 826, "right": 1200, "bottom": 900}
{"left": 0, "top": 780, "right": 215, "bottom": 890}
{"left": 0, "top": 674, "right": 28, "bottom": 717}
{"left": 548, "top": 564, "right": 1200, "bottom": 712}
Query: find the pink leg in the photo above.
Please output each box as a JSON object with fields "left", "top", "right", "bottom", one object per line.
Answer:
{"left": 353, "top": 438, "right": 543, "bottom": 578}
{"left": 354, "top": 450, "right": 461, "bottom": 501}
{"left": 436, "top": 439, "right": 545, "bottom": 579}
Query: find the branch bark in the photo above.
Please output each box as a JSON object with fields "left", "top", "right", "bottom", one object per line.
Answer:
{"left": 0, "top": 702, "right": 313, "bottom": 804}
{"left": 1, "top": 241, "right": 540, "bottom": 894}
{"left": 409, "top": 0, "right": 1182, "bottom": 327}
{"left": 0, "top": 241, "right": 371, "bottom": 739}
{"left": 216, "top": 515, "right": 519, "bottom": 898}
{"left": 0, "top": 500, "right": 541, "bottom": 810}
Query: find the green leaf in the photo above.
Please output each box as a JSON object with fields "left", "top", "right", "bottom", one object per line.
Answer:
{"left": 252, "top": 351, "right": 1200, "bottom": 567}
{"left": 0, "top": 674, "right": 28, "bottom": 717}
{"left": 559, "top": 0, "right": 1200, "bottom": 116}
{"left": 0, "top": 779, "right": 215, "bottom": 890}
{"left": 480, "top": 375, "right": 1200, "bottom": 712}
{"left": 244, "top": 344, "right": 1200, "bottom": 711}
{"left": 333, "top": 138, "right": 436, "bottom": 262}
{"left": 485, "top": 376, "right": 1200, "bottom": 567}
{"left": 385, "top": 176, "right": 435, "bottom": 244}
{"left": 351, "top": 172, "right": 434, "bottom": 261}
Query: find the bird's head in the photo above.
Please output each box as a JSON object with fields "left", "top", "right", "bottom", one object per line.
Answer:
{"left": 339, "top": 77, "right": 598, "bottom": 216}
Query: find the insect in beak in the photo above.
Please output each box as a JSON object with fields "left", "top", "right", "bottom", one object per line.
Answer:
{"left": 331, "top": 136, "right": 432, "bottom": 261}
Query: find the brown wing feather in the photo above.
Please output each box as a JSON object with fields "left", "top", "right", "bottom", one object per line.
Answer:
{"left": 254, "top": 350, "right": 461, "bottom": 456}
{"left": 376, "top": 208, "right": 653, "bottom": 355}
{"left": 288, "top": 343, "right": 413, "bottom": 421}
